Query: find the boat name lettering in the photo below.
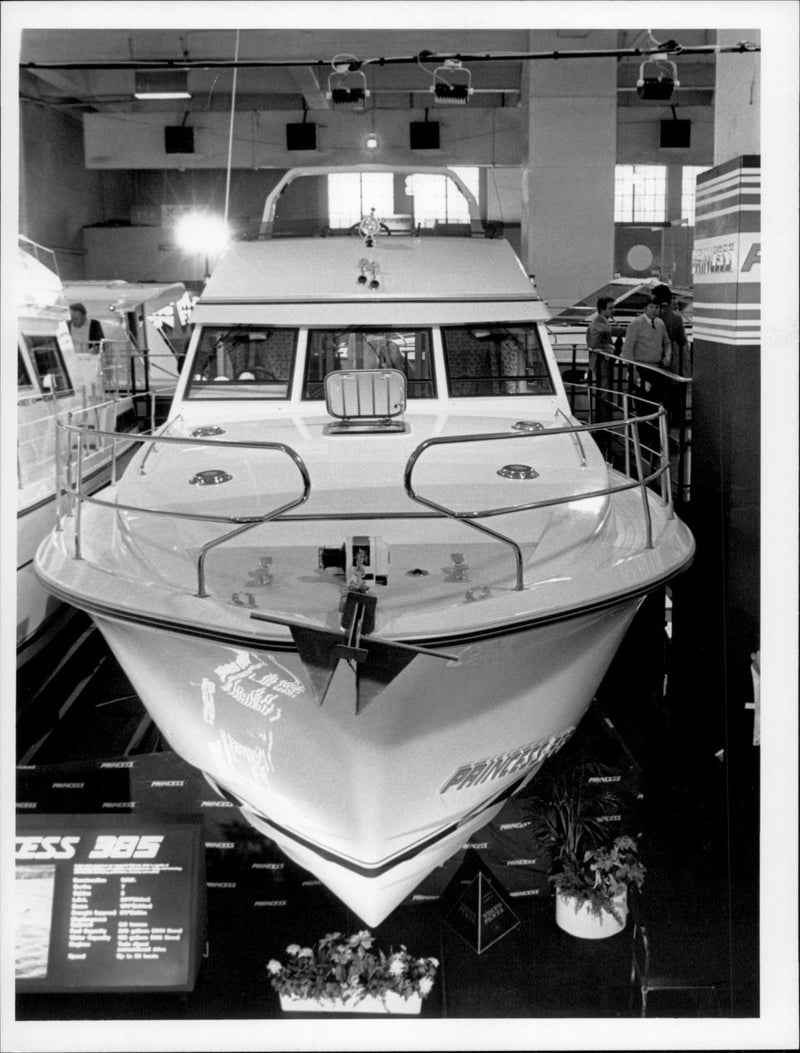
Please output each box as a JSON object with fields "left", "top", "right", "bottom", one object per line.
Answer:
{"left": 52, "top": 782, "right": 86, "bottom": 789}
{"left": 17, "top": 802, "right": 38, "bottom": 809}
{"left": 462, "top": 842, "right": 488, "bottom": 850}
{"left": 101, "top": 802, "right": 137, "bottom": 808}
{"left": 412, "top": 894, "right": 440, "bottom": 902}
{"left": 207, "top": 882, "right": 237, "bottom": 888}
{"left": 597, "top": 814, "right": 622, "bottom": 823}
{"left": 587, "top": 775, "right": 622, "bottom": 783}
{"left": 200, "top": 800, "right": 235, "bottom": 808}
{"left": 499, "top": 821, "right": 532, "bottom": 831}
{"left": 252, "top": 863, "right": 285, "bottom": 870}
{"left": 439, "top": 727, "right": 575, "bottom": 795}
{"left": 510, "top": 888, "right": 543, "bottom": 897}
{"left": 100, "top": 762, "right": 135, "bottom": 769}
{"left": 506, "top": 859, "right": 539, "bottom": 866}
{"left": 150, "top": 780, "right": 186, "bottom": 787}
{"left": 205, "top": 842, "right": 236, "bottom": 849}
{"left": 16, "top": 835, "right": 81, "bottom": 860}
{"left": 254, "top": 900, "right": 288, "bottom": 907}
{"left": 302, "top": 880, "right": 322, "bottom": 887}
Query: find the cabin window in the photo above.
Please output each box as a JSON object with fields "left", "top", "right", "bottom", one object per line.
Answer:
{"left": 303, "top": 328, "right": 435, "bottom": 400}
{"left": 441, "top": 324, "right": 555, "bottom": 397}
{"left": 18, "top": 351, "right": 34, "bottom": 394}
{"left": 22, "top": 334, "right": 73, "bottom": 395}
{"left": 186, "top": 326, "right": 297, "bottom": 399}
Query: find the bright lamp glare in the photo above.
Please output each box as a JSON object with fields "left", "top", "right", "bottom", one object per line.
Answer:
{"left": 175, "top": 213, "right": 230, "bottom": 255}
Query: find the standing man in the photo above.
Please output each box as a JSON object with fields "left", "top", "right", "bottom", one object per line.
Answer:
{"left": 651, "top": 283, "right": 689, "bottom": 376}
{"left": 68, "top": 303, "right": 104, "bottom": 353}
{"left": 586, "top": 296, "right": 624, "bottom": 452}
{"left": 621, "top": 299, "right": 671, "bottom": 379}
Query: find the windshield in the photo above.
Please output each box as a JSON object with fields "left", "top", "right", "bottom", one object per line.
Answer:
{"left": 186, "top": 326, "right": 296, "bottom": 399}
{"left": 441, "top": 324, "right": 555, "bottom": 397}
{"left": 303, "top": 328, "right": 435, "bottom": 400}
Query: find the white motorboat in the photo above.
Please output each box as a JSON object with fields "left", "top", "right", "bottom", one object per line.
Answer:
{"left": 16, "top": 238, "right": 141, "bottom": 666}
{"left": 35, "top": 168, "right": 695, "bottom": 924}
{"left": 60, "top": 279, "right": 189, "bottom": 396}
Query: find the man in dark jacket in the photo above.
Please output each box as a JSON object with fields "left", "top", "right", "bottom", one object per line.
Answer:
{"left": 68, "top": 303, "right": 104, "bottom": 353}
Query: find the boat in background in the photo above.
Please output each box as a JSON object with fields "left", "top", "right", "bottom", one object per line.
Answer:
{"left": 15, "top": 238, "right": 141, "bottom": 666}
{"left": 61, "top": 279, "right": 189, "bottom": 403}
{"left": 35, "top": 168, "right": 695, "bottom": 923}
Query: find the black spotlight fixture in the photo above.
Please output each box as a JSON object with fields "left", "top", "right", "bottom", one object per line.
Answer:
{"left": 636, "top": 58, "right": 680, "bottom": 101}
{"left": 326, "top": 62, "right": 370, "bottom": 110}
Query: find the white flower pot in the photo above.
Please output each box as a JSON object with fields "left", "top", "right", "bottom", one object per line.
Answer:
{"left": 555, "top": 889, "right": 628, "bottom": 939}
{"left": 279, "top": 991, "right": 422, "bottom": 1014}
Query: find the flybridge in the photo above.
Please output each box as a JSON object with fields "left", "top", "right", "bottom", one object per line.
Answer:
{"left": 197, "top": 238, "right": 542, "bottom": 307}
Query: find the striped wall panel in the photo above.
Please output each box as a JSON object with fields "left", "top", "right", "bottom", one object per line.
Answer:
{"left": 692, "top": 156, "right": 761, "bottom": 347}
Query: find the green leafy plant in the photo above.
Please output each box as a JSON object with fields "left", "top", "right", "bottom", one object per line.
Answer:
{"left": 550, "top": 835, "right": 645, "bottom": 922}
{"left": 523, "top": 749, "right": 645, "bottom": 922}
{"left": 267, "top": 930, "right": 439, "bottom": 1006}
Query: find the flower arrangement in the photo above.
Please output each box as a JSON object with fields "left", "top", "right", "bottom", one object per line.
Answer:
{"left": 267, "top": 930, "right": 439, "bottom": 1007}
{"left": 551, "top": 835, "right": 645, "bottom": 922}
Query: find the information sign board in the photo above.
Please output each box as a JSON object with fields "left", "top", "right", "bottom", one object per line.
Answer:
{"left": 15, "top": 814, "right": 206, "bottom": 993}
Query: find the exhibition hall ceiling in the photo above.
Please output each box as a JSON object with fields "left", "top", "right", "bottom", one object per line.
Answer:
{"left": 19, "top": 28, "right": 719, "bottom": 114}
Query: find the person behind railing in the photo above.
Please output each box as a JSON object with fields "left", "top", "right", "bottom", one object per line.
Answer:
{"left": 651, "top": 283, "right": 689, "bottom": 377}
{"left": 586, "top": 296, "right": 625, "bottom": 453}
{"left": 622, "top": 299, "right": 672, "bottom": 467}
{"left": 69, "top": 303, "right": 104, "bottom": 354}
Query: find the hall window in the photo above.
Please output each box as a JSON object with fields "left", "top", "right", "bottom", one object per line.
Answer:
{"left": 409, "top": 167, "right": 480, "bottom": 228}
{"left": 327, "top": 173, "right": 395, "bottom": 229}
{"left": 681, "top": 166, "right": 711, "bottom": 226}
{"left": 614, "top": 165, "right": 667, "bottom": 223}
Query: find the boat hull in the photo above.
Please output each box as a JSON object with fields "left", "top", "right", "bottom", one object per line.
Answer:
{"left": 87, "top": 597, "right": 641, "bottom": 924}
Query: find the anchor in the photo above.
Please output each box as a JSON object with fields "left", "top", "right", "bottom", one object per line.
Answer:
{"left": 250, "top": 587, "right": 458, "bottom": 713}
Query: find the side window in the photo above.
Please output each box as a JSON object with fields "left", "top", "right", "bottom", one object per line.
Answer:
{"left": 22, "top": 335, "right": 73, "bottom": 395}
{"left": 18, "top": 351, "right": 34, "bottom": 394}
{"left": 441, "top": 324, "right": 554, "bottom": 397}
{"left": 186, "top": 327, "right": 296, "bottom": 400}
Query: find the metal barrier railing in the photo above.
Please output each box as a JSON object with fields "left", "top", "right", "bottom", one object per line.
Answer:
{"left": 557, "top": 346, "right": 692, "bottom": 508}
{"left": 56, "top": 393, "right": 672, "bottom": 599}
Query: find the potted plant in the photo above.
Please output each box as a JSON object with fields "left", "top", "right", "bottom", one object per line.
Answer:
{"left": 551, "top": 834, "right": 645, "bottom": 939}
{"left": 523, "top": 748, "right": 645, "bottom": 939}
{"left": 267, "top": 929, "right": 439, "bottom": 1014}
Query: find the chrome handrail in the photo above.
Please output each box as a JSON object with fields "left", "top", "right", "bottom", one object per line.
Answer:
{"left": 55, "top": 403, "right": 311, "bottom": 597}
{"left": 404, "top": 397, "right": 668, "bottom": 590}
{"left": 56, "top": 395, "right": 669, "bottom": 598}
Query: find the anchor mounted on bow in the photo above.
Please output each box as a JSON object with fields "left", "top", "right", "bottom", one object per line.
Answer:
{"left": 250, "top": 586, "right": 457, "bottom": 714}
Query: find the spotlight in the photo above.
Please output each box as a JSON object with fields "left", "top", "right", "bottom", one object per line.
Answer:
{"left": 365, "top": 133, "right": 379, "bottom": 151}
{"left": 326, "top": 62, "right": 370, "bottom": 109}
{"left": 135, "top": 70, "right": 191, "bottom": 100}
{"left": 636, "top": 57, "right": 680, "bottom": 100}
{"left": 430, "top": 61, "right": 473, "bottom": 105}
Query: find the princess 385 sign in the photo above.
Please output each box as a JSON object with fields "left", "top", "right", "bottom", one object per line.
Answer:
{"left": 15, "top": 814, "right": 206, "bottom": 992}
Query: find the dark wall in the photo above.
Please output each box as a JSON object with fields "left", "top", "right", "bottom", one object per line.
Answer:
{"left": 19, "top": 101, "right": 134, "bottom": 279}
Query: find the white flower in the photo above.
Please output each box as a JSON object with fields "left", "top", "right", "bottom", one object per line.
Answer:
{"left": 427, "top": 957, "right": 439, "bottom": 968}
{"left": 267, "top": 960, "right": 282, "bottom": 975}
{"left": 418, "top": 976, "right": 434, "bottom": 996}
{"left": 285, "top": 944, "right": 301, "bottom": 956}
{"left": 388, "top": 958, "right": 406, "bottom": 976}
{"left": 298, "top": 947, "right": 314, "bottom": 958}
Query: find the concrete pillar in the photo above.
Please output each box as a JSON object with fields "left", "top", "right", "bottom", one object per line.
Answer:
{"left": 672, "top": 31, "right": 762, "bottom": 1013}
{"left": 520, "top": 31, "right": 617, "bottom": 310}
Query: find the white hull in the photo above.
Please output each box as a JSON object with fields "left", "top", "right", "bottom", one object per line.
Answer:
{"left": 85, "top": 599, "right": 638, "bottom": 924}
